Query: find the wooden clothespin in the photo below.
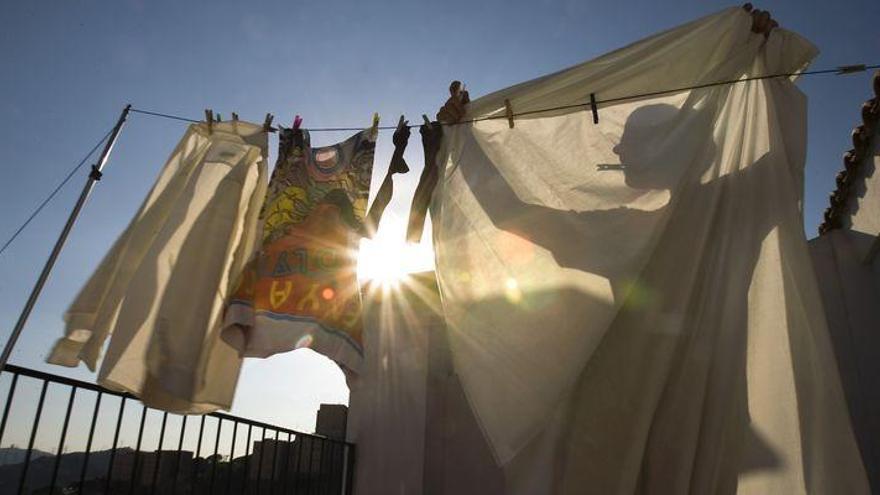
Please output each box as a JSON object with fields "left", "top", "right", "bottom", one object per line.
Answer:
{"left": 371, "top": 112, "right": 380, "bottom": 139}
{"left": 204, "top": 109, "right": 214, "bottom": 134}
{"left": 504, "top": 99, "right": 515, "bottom": 128}
{"left": 422, "top": 114, "right": 433, "bottom": 129}
{"left": 589, "top": 93, "right": 599, "bottom": 124}
{"left": 231, "top": 112, "right": 239, "bottom": 121}
{"left": 293, "top": 115, "right": 303, "bottom": 130}
{"left": 263, "top": 113, "right": 274, "bottom": 132}
{"left": 836, "top": 64, "right": 867, "bottom": 75}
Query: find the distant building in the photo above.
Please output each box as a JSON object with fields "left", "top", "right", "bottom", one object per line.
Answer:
{"left": 316, "top": 404, "right": 348, "bottom": 440}
{"left": 110, "top": 448, "right": 194, "bottom": 491}
{"left": 247, "top": 424, "right": 346, "bottom": 493}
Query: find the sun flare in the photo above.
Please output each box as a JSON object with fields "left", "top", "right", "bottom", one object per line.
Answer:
{"left": 357, "top": 215, "right": 434, "bottom": 287}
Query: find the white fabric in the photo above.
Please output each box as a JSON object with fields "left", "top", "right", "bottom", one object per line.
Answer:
{"left": 809, "top": 95, "right": 880, "bottom": 492}
{"left": 422, "top": 283, "right": 507, "bottom": 495}
{"left": 809, "top": 230, "right": 880, "bottom": 491}
{"left": 47, "top": 121, "right": 268, "bottom": 414}
{"left": 843, "top": 114, "right": 880, "bottom": 257}
{"left": 346, "top": 274, "right": 436, "bottom": 494}
{"left": 432, "top": 7, "right": 869, "bottom": 493}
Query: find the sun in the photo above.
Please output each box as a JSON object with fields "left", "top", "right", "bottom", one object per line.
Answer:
{"left": 357, "top": 214, "right": 433, "bottom": 287}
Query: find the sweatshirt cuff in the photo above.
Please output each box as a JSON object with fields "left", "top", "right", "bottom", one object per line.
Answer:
{"left": 46, "top": 337, "right": 86, "bottom": 367}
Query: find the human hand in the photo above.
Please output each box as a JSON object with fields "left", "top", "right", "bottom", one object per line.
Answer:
{"left": 742, "top": 3, "right": 779, "bottom": 38}
{"left": 436, "top": 81, "right": 471, "bottom": 124}
{"left": 393, "top": 119, "right": 411, "bottom": 149}
{"left": 420, "top": 122, "right": 444, "bottom": 158}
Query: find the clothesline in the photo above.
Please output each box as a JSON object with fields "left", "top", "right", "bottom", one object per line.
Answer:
{"left": 1, "top": 61, "right": 877, "bottom": 258}
{"left": 0, "top": 128, "right": 114, "bottom": 256}
{"left": 129, "top": 63, "right": 880, "bottom": 132}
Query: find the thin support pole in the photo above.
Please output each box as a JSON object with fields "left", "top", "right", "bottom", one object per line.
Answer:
{"left": 255, "top": 428, "right": 266, "bottom": 495}
{"left": 172, "top": 415, "right": 187, "bottom": 494}
{"left": 191, "top": 415, "right": 206, "bottom": 495}
{"left": 242, "top": 424, "right": 252, "bottom": 495}
{"left": 105, "top": 396, "right": 128, "bottom": 495}
{"left": 17, "top": 379, "right": 49, "bottom": 495}
{"left": 269, "top": 430, "right": 279, "bottom": 494}
{"left": 0, "top": 104, "right": 131, "bottom": 370}
{"left": 48, "top": 387, "right": 77, "bottom": 493}
{"left": 129, "top": 405, "right": 148, "bottom": 495}
{"left": 209, "top": 418, "right": 222, "bottom": 493}
{"left": 225, "top": 421, "right": 237, "bottom": 495}
{"left": 150, "top": 411, "right": 169, "bottom": 495}
{"left": 0, "top": 373, "right": 20, "bottom": 445}
{"left": 281, "top": 433, "right": 292, "bottom": 495}
{"left": 78, "top": 391, "right": 103, "bottom": 493}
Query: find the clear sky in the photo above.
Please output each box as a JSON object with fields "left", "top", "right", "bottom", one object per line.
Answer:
{"left": 0, "top": 0, "right": 878, "bottom": 455}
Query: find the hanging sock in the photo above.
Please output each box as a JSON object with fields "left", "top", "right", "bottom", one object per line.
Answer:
{"left": 47, "top": 120, "right": 269, "bottom": 414}
{"left": 406, "top": 121, "right": 443, "bottom": 243}
{"left": 362, "top": 116, "right": 411, "bottom": 238}
{"left": 223, "top": 124, "right": 378, "bottom": 373}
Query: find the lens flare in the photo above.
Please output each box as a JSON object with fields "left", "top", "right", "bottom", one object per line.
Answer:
{"left": 621, "top": 278, "right": 656, "bottom": 309}
{"left": 295, "top": 334, "right": 314, "bottom": 349}
{"left": 504, "top": 277, "right": 522, "bottom": 303}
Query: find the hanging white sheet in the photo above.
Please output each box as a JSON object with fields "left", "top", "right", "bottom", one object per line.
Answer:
{"left": 431, "top": 7, "right": 869, "bottom": 493}
{"left": 47, "top": 120, "right": 268, "bottom": 414}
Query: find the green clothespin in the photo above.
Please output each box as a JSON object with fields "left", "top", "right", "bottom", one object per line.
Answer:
{"left": 371, "top": 112, "right": 380, "bottom": 139}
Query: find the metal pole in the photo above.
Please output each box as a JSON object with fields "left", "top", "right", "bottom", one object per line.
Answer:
{"left": 0, "top": 104, "right": 131, "bottom": 370}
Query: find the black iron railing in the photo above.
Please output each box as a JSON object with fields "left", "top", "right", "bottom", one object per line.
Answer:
{"left": 0, "top": 364, "right": 355, "bottom": 495}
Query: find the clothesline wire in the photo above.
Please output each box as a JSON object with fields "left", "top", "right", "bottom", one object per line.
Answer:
{"left": 2, "top": 62, "right": 876, "bottom": 257}
{"left": 0, "top": 127, "right": 115, "bottom": 257}
{"left": 130, "top": 63, "right": 879, "bottom": 132}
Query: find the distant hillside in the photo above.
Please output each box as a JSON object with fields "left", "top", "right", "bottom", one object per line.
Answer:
{"left": 0, "top": 447, "right": 53, "bottom": 466}
{"left": 0, "top": 447, "right": 134, "bottom": 494}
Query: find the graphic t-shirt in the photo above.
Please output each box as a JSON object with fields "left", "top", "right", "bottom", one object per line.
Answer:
{"left": 224, "top": 127, "right": 375, "bottom": 372}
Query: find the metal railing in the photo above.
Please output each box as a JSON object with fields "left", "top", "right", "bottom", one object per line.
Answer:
{"left": 0, "top": 364, "right": 355, "bottom": 495}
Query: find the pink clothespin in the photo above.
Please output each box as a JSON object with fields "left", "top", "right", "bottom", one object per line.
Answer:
{"left": 293, "top": 115, "right": 303, "bottom": 130}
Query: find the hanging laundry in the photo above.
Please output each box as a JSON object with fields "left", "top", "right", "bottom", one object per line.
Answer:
{"left": 810, "top": 229, "right": 880, "bottom": 492}
{"left": 224, "top": 124, "right": 395, "bottom": 373}
{"left": 406, "top": 123, "right": 443, "bottom": 243}
{"left": 430, "top": 6, "right": 869, "bottom": 494}
{"left": 365, "top": 119, "right": 411, "bottom": 238}
{"left": 47, "top": 120, "right": 268, "bottom": 414}
{"left": 809, "top": 99, "right": 880, "bottom": 491}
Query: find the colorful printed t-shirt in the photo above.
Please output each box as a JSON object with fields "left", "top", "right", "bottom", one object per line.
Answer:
{"left": 224, "top": 127, "right": 375, "bottom": 372}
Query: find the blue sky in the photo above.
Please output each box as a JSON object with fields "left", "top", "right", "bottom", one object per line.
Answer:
{"left": 0, "top": 0, "right": 878, "bottom": 454}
